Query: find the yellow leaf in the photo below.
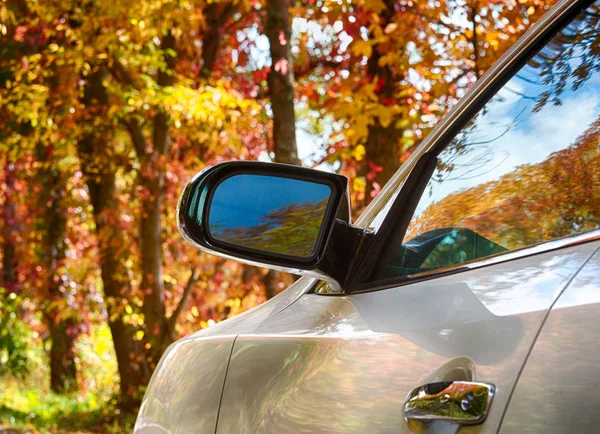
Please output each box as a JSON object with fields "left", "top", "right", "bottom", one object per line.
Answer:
{"left": 351, "top": 40, "right": 372, "bottom": 58}
{"left": 395, "top": 118, "right": 411, "bottom": 129}
{"left": 135, "top": 330, "right": 145, "bottom": 341}
{"left": 378, "top": 109, "right": 393, "bottom": 128}
{"left": 352, "top": 145, "right": 366, "bottom": 161}
{"left": 353, "top": 177, "right": 367, "bottom": 193}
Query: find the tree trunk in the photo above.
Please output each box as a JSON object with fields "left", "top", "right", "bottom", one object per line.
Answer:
{"left": 201, "top": 2, "right": 238, "bottom": 79}
{"left": 47, "top": 319, "right": 78, "bottom": 393}
{"left": 262, "top": 0, "right": 301, "bottom": 298}
{"left": 137, "top": 32, "right": 176, "bottom": 366}
{"left": 266, "top": 0, "right": 300, "bottom": 165}
{"left": 1, "top": 160, "right": 18, "bottom": 294}
{"left": 264, "top": 272, "right": 277, "bottom": 300}
{"left": 201, "top": 3, "right": 222, "bottom": 78}
{"left": 78, "top": 68, "right": 149, "bottom": 406}
{"left": 364, "top": 120, "right": 400, "bottom": 200}
{"left": 139, "top": 163, "right": 171, "bottom": 364}
{"left": 363, "top": 0, "right": 402, "bottom": 205}
{"left": 34, "top": 147, "right": 78, "bottom": 394}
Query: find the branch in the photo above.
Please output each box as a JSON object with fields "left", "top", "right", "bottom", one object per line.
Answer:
{"left": 123, "top": 118, "right": 148, "bottom": 158}
{"left": 154, "top": 31, "right": 177, "bottom": 155}
{"left": 218, "top": 1, "right": 238, "bottom": 27}
{"left": 200, "top": 1, "right": 238, "bottom": 79}
{"left": 294, "top": 56, "right": 345, "bottom": 79}
{"left": 169, "top": 268, "right": 200, "bottom": 329}
{"left": 470, "top": 1, "right": 480, "bottom": 79}
{"left": 109, "top": 59, "right": 141, "bottom": 90}
{"left": 156, "top": 31, "right": 176, "bottom": 88}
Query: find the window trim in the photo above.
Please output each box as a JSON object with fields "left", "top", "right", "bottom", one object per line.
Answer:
{"left": 344, "top": 0, "right": 597, "bottom": 294}
{"left": 348, "top": 229, "right": 600, "bottom": 295}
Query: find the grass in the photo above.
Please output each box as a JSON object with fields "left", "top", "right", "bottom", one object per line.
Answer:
{"left": 0, "top": 325, "right": 135, "bottom": 433}
{"left": 0, "top": 376, "right": 136, "bottom": 433}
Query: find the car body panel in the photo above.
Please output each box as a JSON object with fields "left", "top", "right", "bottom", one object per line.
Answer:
{"left": 215, "top": 241, "right": 599, "bottom": 433}
{"left": 134, "top": 277, "right": 317, "bottom": 433}
{"left": 499, "top": 247, "right": 600, "bottom": 433}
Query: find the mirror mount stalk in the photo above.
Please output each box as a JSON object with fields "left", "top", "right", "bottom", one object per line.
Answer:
{"left": 317, "top": 219, "right": 374, "bottom": 292}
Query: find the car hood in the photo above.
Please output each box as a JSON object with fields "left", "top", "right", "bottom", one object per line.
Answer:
{"left": 134, "top": 277, "right": 316, "bottom": 434}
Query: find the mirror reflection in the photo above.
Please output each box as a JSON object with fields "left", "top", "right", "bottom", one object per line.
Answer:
{"left": 208, "top": 174, "right": 332, "bottom": 258}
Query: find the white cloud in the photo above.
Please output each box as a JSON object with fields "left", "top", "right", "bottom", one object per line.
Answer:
{"left": 419, "top": 81, "right": 600, "bottom": 210}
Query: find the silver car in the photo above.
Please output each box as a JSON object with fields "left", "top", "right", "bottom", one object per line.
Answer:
{"left": 135, "top": 0, "right": 600, "bottom": 432}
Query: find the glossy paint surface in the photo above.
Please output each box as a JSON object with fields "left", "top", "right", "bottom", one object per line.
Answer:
{"left": 133, "top": 277, "right": 317, "bottom": 433}
{"left": 216, "top": 241, "right": 598, "bottom": 433}
{"left": 499, "top": 248, "right": 600, "bottom": 433}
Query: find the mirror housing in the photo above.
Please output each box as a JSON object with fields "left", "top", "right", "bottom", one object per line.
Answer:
{"left": 178, "top": 162, "right": 368, "bottom": 291}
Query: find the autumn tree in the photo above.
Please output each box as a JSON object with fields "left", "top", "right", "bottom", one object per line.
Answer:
{"left": 297, "top": 0, "right": 558, "bottom": 210}
{"left": 77, "top": 68, "right": 150, "bottom": 402}
{"left": 34, "top": 146, "right": 79, "bottom": 393}
{"left": 103, "top": 0, "right": 260, "bottom": 366}
{"left": 0, "top": 2, "right": 85, "bottom": 393}
{"left": 1, "top": 0, "right": 263, "bottom": 404}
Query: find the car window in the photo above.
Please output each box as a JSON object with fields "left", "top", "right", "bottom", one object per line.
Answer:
{"left": 371, "top": 1, "right": 600, "bottom": 281}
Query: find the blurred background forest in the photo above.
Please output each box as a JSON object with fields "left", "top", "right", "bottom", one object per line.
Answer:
{"left": 0, "top": 0, "right": 557, "bottom": 431}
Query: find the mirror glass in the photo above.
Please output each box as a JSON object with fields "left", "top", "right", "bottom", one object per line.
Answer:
{"left": 207, "top": 174, "right": 332, "bottom": 258}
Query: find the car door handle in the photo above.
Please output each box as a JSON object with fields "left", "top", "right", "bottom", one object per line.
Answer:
{"left": 404, "top": 381, "right": 495, "bottom": 425}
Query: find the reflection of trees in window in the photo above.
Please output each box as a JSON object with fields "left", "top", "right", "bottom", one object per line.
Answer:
{"left": 430, "top": 2, "right": 600, "bottom": 192}
{"left": 530, "top": 3, "right": 600, "bottom": 111}
{"left": 408, "top": 117, "right": 600, "bottom": 249}
{"left": 432, "top": 108, "right": 525, "bottom": 188}
{"left": 212, "top": 198, "right": 329, "bottom": 257}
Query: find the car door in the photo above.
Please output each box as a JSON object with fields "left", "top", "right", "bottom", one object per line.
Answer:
{"left": 216, "top": 242, "right": 598, "bottom": 434}
{"left": 215, "top": 1, "right": 600, "bottom": 432}
{"left": 499, "top": 248, "right": 600, "bottom": 433}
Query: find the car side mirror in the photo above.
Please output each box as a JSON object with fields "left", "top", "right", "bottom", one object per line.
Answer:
{"left": 178, "top": 162, "right": 366, "bottom": 291}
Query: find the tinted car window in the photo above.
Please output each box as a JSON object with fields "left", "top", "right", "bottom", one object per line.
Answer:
{"left": 372, "top": 2, "right": 600, "bottom": 281}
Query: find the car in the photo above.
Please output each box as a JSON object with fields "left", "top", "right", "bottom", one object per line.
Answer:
{"left": 134, "top": 0, "right": 600, "bottom": 432}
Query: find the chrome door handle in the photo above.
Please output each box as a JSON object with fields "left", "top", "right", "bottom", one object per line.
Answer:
{"left": 404, "top": 381, "right": 495, "bottom": 425}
